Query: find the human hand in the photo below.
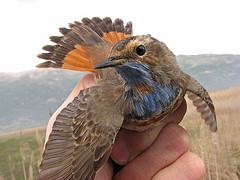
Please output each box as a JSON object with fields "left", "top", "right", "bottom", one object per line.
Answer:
{"left": 44, "top": 74, "right": 205, "bottom": 180}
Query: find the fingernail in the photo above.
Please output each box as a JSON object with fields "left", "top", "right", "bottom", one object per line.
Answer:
{"left": 111, "top": 141, "right": 130, "bottom": 165}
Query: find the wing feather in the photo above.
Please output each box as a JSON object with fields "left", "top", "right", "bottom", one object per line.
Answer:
{"left": 38, "top": 85, "right": 124, "bottom": 180}
{"left": 184, "top": 74, "right": 217, "bottom": 132}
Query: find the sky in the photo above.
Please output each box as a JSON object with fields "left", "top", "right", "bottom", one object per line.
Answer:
{"left": 0, "top": 0, "right": 239, "bottom": 72}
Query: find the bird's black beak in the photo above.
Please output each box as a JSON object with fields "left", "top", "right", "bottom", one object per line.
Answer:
{"left": 94, "top": 57, "right": 125, "bottom": 69}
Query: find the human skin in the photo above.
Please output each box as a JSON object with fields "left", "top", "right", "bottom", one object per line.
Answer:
{"left": 44, "top": 74, "right": 205, "bottom": 180}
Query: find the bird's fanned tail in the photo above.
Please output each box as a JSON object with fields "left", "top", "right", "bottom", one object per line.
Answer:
{"left": 37, "top": 17, "right": 132, "bottom": 73}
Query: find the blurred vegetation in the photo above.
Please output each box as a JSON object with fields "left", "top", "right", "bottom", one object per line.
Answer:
{"left": 181, "top": 86, "right": 240, "bottom": 180}
{"left": 0, "top": 129, "right": 45, "bottom": 180}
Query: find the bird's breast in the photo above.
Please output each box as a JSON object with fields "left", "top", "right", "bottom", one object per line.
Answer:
{"left": 122, "top": 83, "right": 183, "bottom": 131}
{"left": 124, "top": 83, "right": 180, "bottom": 118}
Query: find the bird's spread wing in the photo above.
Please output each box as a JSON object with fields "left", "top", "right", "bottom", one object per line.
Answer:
{"left": 185, "top": 75, "right": 217, "bottom": 132}
{"left": 37, "top": 17, "right": 132, "bottom": 72}
{"left": 38, "top": 85, "right": 124, "bottom": 180}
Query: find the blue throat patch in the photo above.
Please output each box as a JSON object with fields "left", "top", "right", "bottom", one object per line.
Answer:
{"left": 116, "top": 61, "right": 179, "bottom": 119}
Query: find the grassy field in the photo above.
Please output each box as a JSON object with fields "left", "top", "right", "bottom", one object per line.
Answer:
{"left": 0, "top": 129, "right": 45, "bottom": 180}
{"left": 181, "top": 86, "right": 240, "bottom": 180}
{"left": 0, "top": 86, "right": 239, "bottom": 180}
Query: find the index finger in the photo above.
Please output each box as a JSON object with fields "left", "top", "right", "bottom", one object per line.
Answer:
{"left": 111, "top": 100, "right": 187, "bottom": 165}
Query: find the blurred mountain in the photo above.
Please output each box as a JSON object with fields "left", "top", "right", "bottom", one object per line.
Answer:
{"left": 0, "top": 69, "right": 83, "bottom": 133}
{"left": 177, "top": 54, "right": 240, "bottom": 90}
{"left": 0, "top": 54, "right": 239, "bottom": 133}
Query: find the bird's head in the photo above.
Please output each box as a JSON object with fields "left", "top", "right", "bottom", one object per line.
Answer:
{"left": 95, "top": 35, "right": 178, "bottom": 85}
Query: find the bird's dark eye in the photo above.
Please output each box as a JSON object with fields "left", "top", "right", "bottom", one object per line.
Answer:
{"left": 136, "top": 45, "right": 146, "bottom": 56}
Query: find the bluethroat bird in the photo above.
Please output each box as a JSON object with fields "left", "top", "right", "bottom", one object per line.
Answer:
{"left": 37, "top": 17, "right": 217, "bottom": 179}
